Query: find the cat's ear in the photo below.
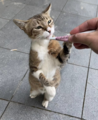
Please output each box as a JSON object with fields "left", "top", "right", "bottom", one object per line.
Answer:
{"left": 42, "top": 4, "right": 52, "bottom": 15}
{"left": 13, "top": 19, "right": 28, "bottom": 30}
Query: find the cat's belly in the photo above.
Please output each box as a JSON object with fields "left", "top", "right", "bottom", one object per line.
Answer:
{"left": 39, "top": 54, "right": 58, "bottom": 80}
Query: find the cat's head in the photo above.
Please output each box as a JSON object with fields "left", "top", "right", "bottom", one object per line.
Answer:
{"left": 13, "top": 4, "right": 54, "bottom": 40}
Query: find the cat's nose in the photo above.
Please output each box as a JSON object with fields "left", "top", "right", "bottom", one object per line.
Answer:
{"left": 47, "top": 30, "right": 51, "bottom": 33}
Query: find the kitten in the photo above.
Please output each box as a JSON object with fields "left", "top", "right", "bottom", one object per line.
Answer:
{"left": 13, "top": 4, "right": 72, "bottom": 108}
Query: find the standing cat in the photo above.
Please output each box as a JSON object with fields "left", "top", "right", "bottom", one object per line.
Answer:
{"left": 13, "top": 4, "right": 72, "bottom": 108}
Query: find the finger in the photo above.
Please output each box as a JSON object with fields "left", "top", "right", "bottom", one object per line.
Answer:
{"left": 69, "top": 32, "right": 90, "bottom": 45}
{"left": 75, "top": 45, "right": 89, "bottom": 49}
{"left": 74, "top": 43, "right": 82, "bottom": 47}
{"left": 70, "top": 18, "right": 98, "bottom": 34}
{"left": 74, "top": 43, "right": 89, "bottom": 48}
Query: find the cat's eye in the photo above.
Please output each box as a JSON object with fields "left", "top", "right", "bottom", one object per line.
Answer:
{"left": 48, "top": 20, "right": 51, "bottom": 24}
{"left": 36, "top": 26, "right": 42, "bottom": 29}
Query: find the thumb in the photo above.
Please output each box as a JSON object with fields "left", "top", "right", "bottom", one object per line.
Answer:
{"left": 68, "top": 32, "right": 90, "bottom": 45}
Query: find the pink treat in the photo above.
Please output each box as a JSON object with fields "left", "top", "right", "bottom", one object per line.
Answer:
{"left": 50, "top": 35, "right": 70, "bottom": 42}
{"left": 50, "top": 30, "right": 95, "bottom": 42}
{"left": 55, "top": 35, "right": 70, "bottom": 41}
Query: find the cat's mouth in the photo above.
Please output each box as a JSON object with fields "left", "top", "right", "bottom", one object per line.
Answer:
{"left": 46, "top": 33, "right": 52, "bottom": 39}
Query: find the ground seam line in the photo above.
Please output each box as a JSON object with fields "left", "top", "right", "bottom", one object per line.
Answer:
{"left": 54, "top": 0, "right": 69, "bottom": 23}
{"left": 0, "top": 3, "right": 26, "bottom": 31}
{"left": 81, "top": 50, "right": 92, "bottom": 118}
{"left": 68, "top": 62, "right": 88, "bottom": 68}
{"left": 0, "top": 69, "right": 28, "bottom": 119}
{"left": 0, "top": 46, "right": 29, "bottom": 54}
{"left": 70, "top": 0, "right": 98, "bottom": 6}
{"left": 8, "top": 101, "right": 82, "bottom": 120}
{"left": 11, "top": 69, "right": 29, "bottom": 98}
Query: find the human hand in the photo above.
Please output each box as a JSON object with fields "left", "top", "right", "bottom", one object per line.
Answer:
{"left": 69, "top": 18, "right": 98, "bottom": 54}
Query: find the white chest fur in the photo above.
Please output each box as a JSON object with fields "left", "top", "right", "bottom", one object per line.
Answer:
{"left": 31, "top": 39, "right": 59, "bottom": 80}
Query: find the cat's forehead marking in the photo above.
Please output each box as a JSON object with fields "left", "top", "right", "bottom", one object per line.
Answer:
{"left": 29, "top": 14, "right": 51, "bottom": 27}
{"left": 29, "top": 19, "right": 38, "bottom": 26}
{"left": 33, "top": 14, "right": 45, "bottom": 20}
{"left": 30, "top": 13, "right": 51, "bottom": 22}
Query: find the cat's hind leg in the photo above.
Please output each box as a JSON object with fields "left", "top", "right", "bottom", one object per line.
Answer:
{"left": 42, "top": 86, "right": 56, "bottom": 108}
{"left": 30, "top": 89, "right": 40, "bottom": 99}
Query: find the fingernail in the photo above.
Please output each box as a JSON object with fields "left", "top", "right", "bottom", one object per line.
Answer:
{"left": 68, "top": 35, "right": 73, "bottom": 42}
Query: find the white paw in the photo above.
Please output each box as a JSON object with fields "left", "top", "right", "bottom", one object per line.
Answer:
{"left": 29, "top": 94, "right": 36, "bottom": 99}
{"left": 42, "top": 100, "right": 49, "bottom": 108}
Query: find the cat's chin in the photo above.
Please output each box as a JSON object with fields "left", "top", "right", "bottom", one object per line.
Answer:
{"left": 46, "top": 34, "right": 53, "bottom": 39}
{"left": 46, "top": 36, "right": 50, "bottom": 39}
{"left": 34, "top": 33, "right": 53, "bottom": 40}
{"left": 33, "top": 37, "right": 50, "bottom": 40}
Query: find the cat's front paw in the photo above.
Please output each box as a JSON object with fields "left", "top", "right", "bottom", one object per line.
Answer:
{"left": 39, "top": 73, "right": 46, "bottom": 81}
{"left": 48, "top": 48, "right": 55, "bottom": 55}
{"left": 48, "top": 48, "right": 58, "bottom": 57}
{"left": 63, "top": 42, "right": 72, "bottom": 55}
{"left": 65, "top": 42, "right": 72, "bottom": 49}
{"left": 39, "top": 73, "right": 50, "bottom": 86}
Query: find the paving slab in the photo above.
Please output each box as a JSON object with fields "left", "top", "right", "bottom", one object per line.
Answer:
{"left": 0, "top": 0, "right": 12, "bottom": 12}
{"left": 90, "top": 51, "right": 98, "bottom": 69}
{"left": 0, "top": 20, "right": 31, "bottom": 53}
{"left": 0, "top": 100, "right": 8, "bottom": 117}
{"left": 11, "top": 0, "right": 68, "bottom": 11}
{"left": 14, "top": 5, "right": 60, "bottom": 22}
{"left": 12, "top": 64, "right": 87, "bottom": 117}
{"left": 0, "top": 1, "right": 25, "bottom": 19}
{"left": 1, "top": 102, "right": 80, "bottom": 120}
{"left": 83, "top": 69, "right": 98, "bottom": 120}
{"left": 68, "top": 47, "right": 91, "bottom": 67}
{"left": 55, "top": 12, "right": 91, "bottom": 33}
{"left": 97, "top": 9, "right": 98, "bottom": 17}
{"left": 0, "top": 18, "right": 9, "bottom": 29}
{"left": 0, "top": 48, "right": 28, "bottom": 100}
{"left": 77, "top": 0, "right": 98, "bottom": 5}
{"left": 63, "top": 0, "right": 97, "bottom": 18}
